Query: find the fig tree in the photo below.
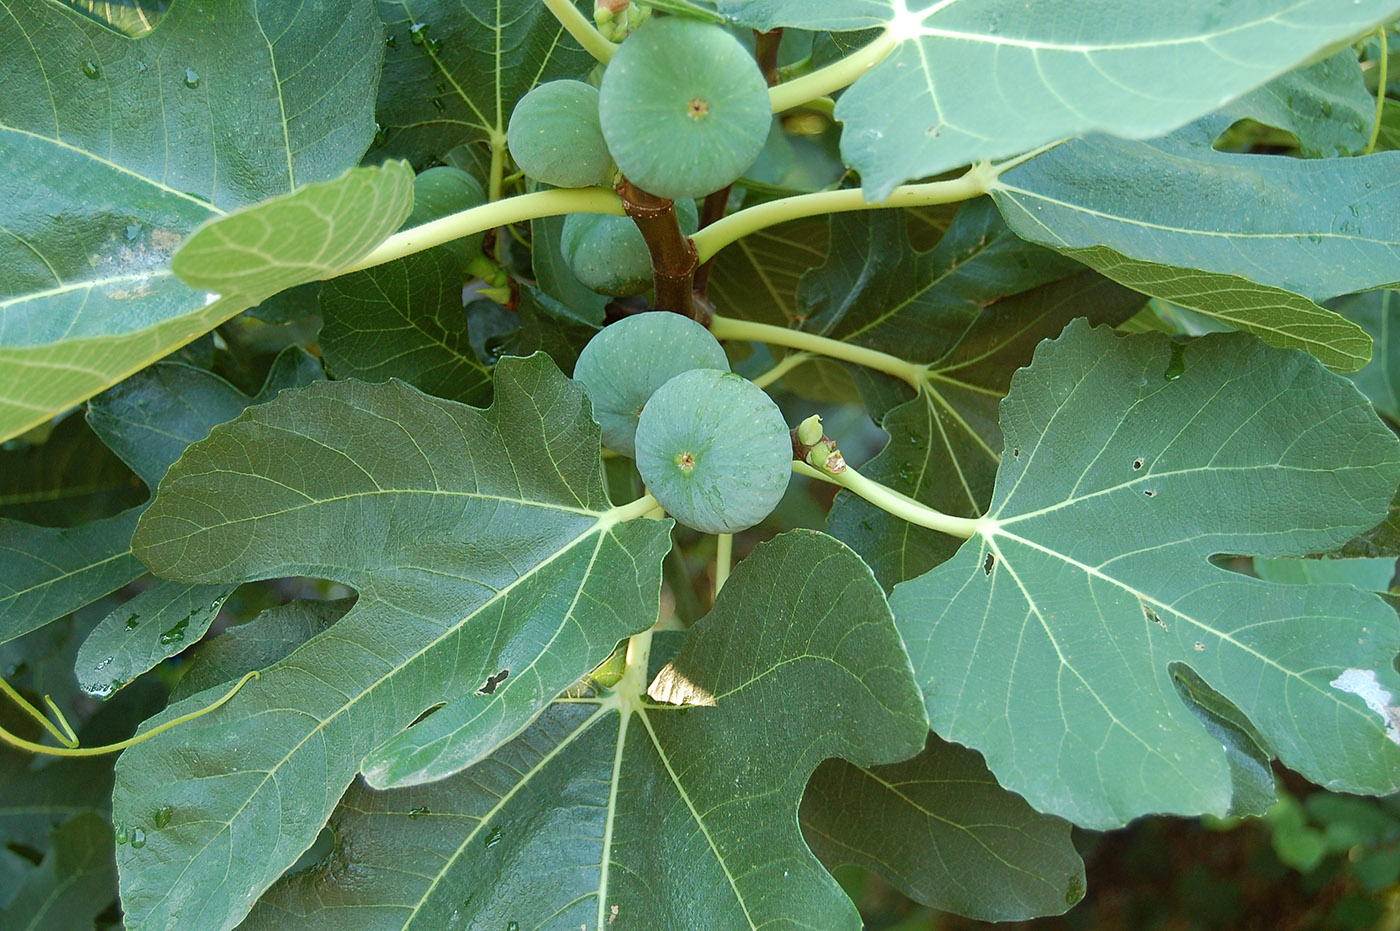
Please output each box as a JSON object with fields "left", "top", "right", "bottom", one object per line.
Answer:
{"left": 507, "top": 80, "right": 613, "bottom": 188}
{"left": 574, "top": 311, "right": 729, "bottom": 456}
{"left": 634, "top": 368, "right": 791, "bottom": 534}
{"left": 598, "top": 17, "right": 771, "bottom": 199}
{"left": 559, "top": 197, "right": 699, "bottom": 297}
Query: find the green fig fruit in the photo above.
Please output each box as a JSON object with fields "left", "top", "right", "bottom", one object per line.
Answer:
{"left": 559, "top": 197, "right": 699, "bottom": 297}
{"left": 507, "top": 80, "right": 614, "bottom": 188}
{"left": 634, "top": 368, "right": 791, "bottom": 534}
{"left": 598, "top": 18, "right": 771, "bottom": 199}
{"left": 573, "top": 311, "right": 727, "bottom": 456}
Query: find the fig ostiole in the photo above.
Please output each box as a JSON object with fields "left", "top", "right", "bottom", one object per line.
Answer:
{"left": 559, "top": 196, "right": 698, "bottom": 297}
{"left": 598, "top": 17, "right": 771, "bottom": 200}
{"left": 573, "top": 311, "right": 728, "bottom": 457}
{"left": 634, "top": 368, "right": 792, "bottom": 534}
{"left": 506, "top": 80, "right": 614, "bottom": 189}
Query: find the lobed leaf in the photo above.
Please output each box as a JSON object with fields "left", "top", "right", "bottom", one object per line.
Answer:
{"left": 115, "top": 355, "right": 672, "bottom": 931}
{"left": 891, "top": 320, "right": 1400, "bottom": 827}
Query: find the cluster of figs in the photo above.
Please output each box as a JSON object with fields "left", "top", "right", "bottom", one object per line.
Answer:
{"left": 508, "top": 17, "right": 792, "bottom": 533}
{"left": 506, "top": 16, "right": 771, "bottom": 296}
{"left": 575, "top": 313, "right": 793, "bottom": 534}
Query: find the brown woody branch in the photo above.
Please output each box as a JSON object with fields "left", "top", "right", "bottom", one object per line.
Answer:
{"left": 618, "top": 177, "right": 704, "bottom": 324}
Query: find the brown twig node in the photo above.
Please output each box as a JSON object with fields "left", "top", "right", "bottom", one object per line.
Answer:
{"left": 618, "top": 177, "right": 702, "bottom": 323}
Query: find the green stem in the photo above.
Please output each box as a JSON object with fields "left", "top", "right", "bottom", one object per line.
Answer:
{"left": 713, "top": 533, "right": 732, "bottom": 599}
{"left": 488, "top": 135, "right": 507, "bottom": 203}
{"left": 769, "top": 30, "right": 898, "bottom": 113}
{"left": 711, "top": 315, "right": 925, "bottom": 388}
{"left": 0, "top": 671, "right": 260, "bottom": 758}
{"left": 1366, "top": 27, "right": 1389, "bottom": 157}
{"left": 337, "top": 187, "right": 624, "bottom": 276}
{"left": 0, "top": 678, "right": 77, "bottom": 748}
{"left": 751, "top": 351, "right": 813, "bottom": 389}
{"left": 792, "top": 461, "right": 982, "bottom": 539}
{"left": 605, "top": 491, "right": 663, "bottom": 526}
{"left": 691, "top": 165, "right": 995, "bottom": 263}
{"left": 664, "top": 544, "right": 704, "bottom": 626}
{"left": 542, "top": 0, "right": 618, "bottom": 63}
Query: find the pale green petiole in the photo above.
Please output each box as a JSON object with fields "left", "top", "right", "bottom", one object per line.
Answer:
{"left": 769, "top": 30, "right": 899, "bottom": 113}
{"left": 691, "top": 164, "right": 998, "bottom": 263}
{"left": 711, "top": 315, "right": 926, "bottom": 388}
{"left": 542, "top": 0, "right": 619, "bottom": 63}
{"left": 714, "top": 533, "right": 732, "bottom": 598}
{"left": 337, "top": 187, "right": 625, "bottom": 276}
{"left": 0, "top": 671, "right": 261, "bottom": 758}
{"left": 793, "top": 460, "right": 983, "bottom": 539}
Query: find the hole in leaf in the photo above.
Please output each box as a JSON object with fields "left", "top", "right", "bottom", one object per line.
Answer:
{"left": 687, "top": 97, "right": 710, "bottom": 119}
{"left": 1132, "top": 457, "right": 1144, "bottom": 470}
{"left": 478, "top": 669, "right": 510, "bottom": 695}
{"left": 1141, "top": 599, "right": 1168, "bottom": 631}
{"left": 983, "top": 552, "right": 995, "bottom": 577}
{"left": 1164, "top": 342, "right": 1187, "bottom": 381}
{"left": 6, "top": 842, "right": 42, "bottom": 866}
{"left": 1143, "top": 489, "right": 1157, "bottom": 498}
{"left": 1012, "top": 447, "right": 1020, "bottom": 459}
{"left": 408, "top": 702, "right": 444, "bottom": 727}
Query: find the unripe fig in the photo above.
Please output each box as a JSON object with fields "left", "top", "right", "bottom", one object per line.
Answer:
{"left": 599, "top": 18, "right": 771, "bottom": 199}
{"left": 634, "top": 368, "right": 791, "bottom": 534}
{"left": 559, "top": 197, "right": 699, "bottom": 297}
{"left": 507, "top": 81, "right": 613, "bottom": 188}
{"left": 573, "top": 311, "right": 727, "bottom": 456}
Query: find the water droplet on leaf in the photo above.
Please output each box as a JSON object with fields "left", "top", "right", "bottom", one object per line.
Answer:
{"left": 115, "top": 823, "right": 128, "bottom": 845}
{"left": 409, "top": 22, "right": 428, "bottom": 44}
{"left": 431, "top": 97, "right": 446, "bottom": 113}
{"left": 125, "top": 613, "right": 141, "bottom": 630}
{"left": 130, "top": 827, "right": 147, "bottom": 849}
{"left": 408, "top": 807, "right": 429, "bottom": 819}
{"left": 183, "top": 67, "right": 201, "bottom": 89}
{"left": 159, "top": 618, "right": 189, "bottom": 645}
{"left": 373, "top": 123, "right": 390, "bottom": 147}
{"left": 484, "top": 826, "right": 503, "bottom": 848}
{"left": 154, "top": 806, "right": 173, "bottom": 829}
{"left": 81, "top": 60, "right": 100, "bottom": 79}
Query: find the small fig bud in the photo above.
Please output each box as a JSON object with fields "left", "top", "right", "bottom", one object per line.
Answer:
{"left": 796, "top": 414, "right": 824, "bottom": 447}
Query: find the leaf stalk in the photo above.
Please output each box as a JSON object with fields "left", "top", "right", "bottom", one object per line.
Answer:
{"left": 336, "top": 187, "right": 624, "bottom": 275}
{"left": 0, "top": 671, "right": 260, "bottom": 758}
{"left": 769, "top": 30, "right": 898, "bottom": 113}
{"left": 542, "top": 0, "right": 619, "bottom": 62}
{"left": 690, "top": 164, "right": 996, "bottom": 263}
{"left": 792, "top": 461, "right": 981, "bottom": 539}
{"left": 710, "top": 315, "right": 926, "bottom": 388}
